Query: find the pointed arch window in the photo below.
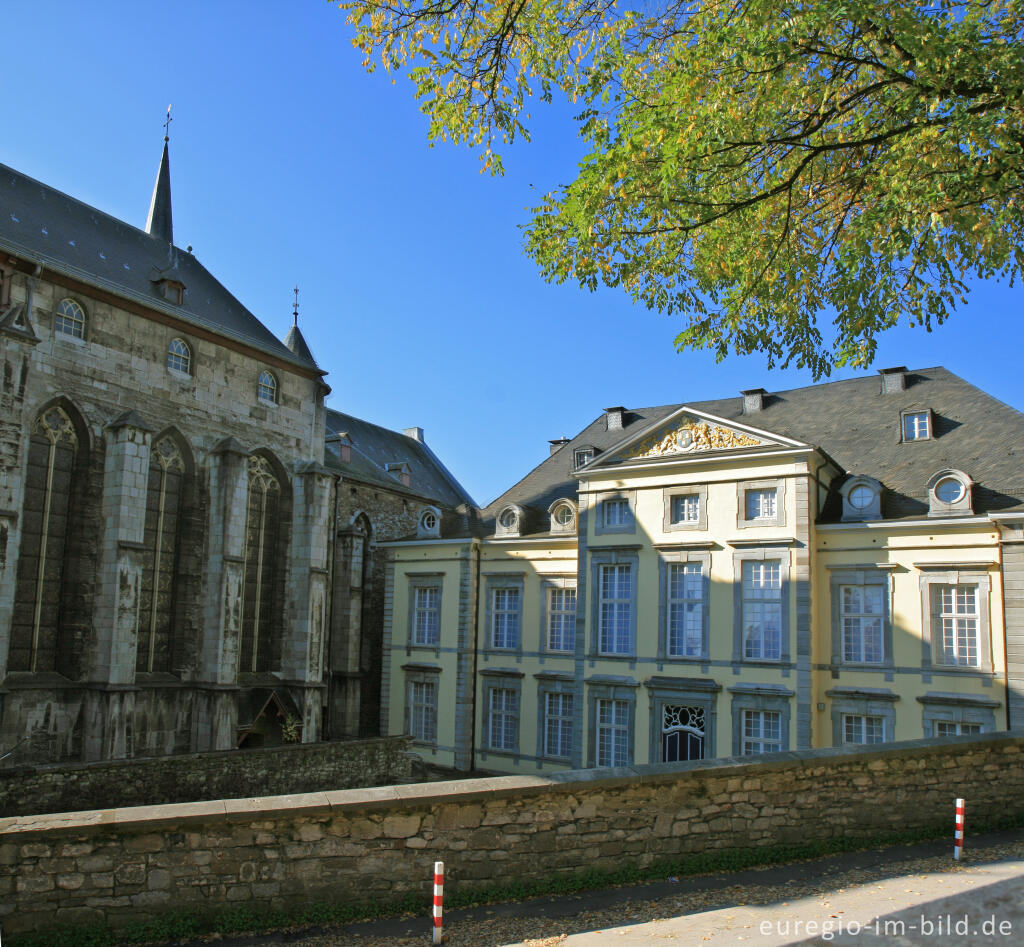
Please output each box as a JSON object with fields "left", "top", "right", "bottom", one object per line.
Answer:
{"left": 241, "top": 455, "right": 283, "bottom": 672}
{"left": 257, "top": 370, "right": 278, "bottom": 405}
{"left": 55, "top": 299, "right": 85, "bottom": 339}
{"left": 11, "top": 406, "right": 80, "bottom": 672}
{"left": 167, "top": 338, "right": 191, "bottom": 375}
{"left": 138, "top": 436, "right": 186, "bottom": 674}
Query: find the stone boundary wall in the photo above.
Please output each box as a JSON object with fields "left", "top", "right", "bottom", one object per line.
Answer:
{"left": 0, "top": 737, "right": 414, "bottom": 818}
{"left": 2, "top": 733, "right": 1024, "bottom": 938}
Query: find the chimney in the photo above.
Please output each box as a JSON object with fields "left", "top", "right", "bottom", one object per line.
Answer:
{"left": 404, "top": 426, "right": 425, "bottom": 443}
{"left": 386, "top": 462, "right": 411, "bottom": 487}
{"left": 605, "top": 406, "right": 626, "bottom": 431}
{"left": 741, "top": 388, "right": 767, "bottom": 413}
{"left": 549, "top": 437, "right": 570, "bottom": 456}
{"left": 878, "top": 366, "right": 908, "bottom": 393}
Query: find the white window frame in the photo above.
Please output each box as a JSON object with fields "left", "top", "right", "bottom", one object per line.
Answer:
{"left": 543, "top": 690, "right": 574, "bottom": 759}
{"left": 257, "top": 370, "right": 278, "bottom": 405}
{"left": 842, "top": 713, "right": 886, "bottom": 745}
{"left": 902, "top": 410, "right": 931, "bottom": 441}
{"left": 598, "top": 563, "right": 633, "bottom": 656}
{"left": 596, "top": 697, "right": 630, "bottom": 767}
{"left": 741, "top": 709, "right": 782, "bottom": 754}
{"left": 55, "top": 298, "right": 86, "bottom": 339}
{"left": 167, "top": 337, "right": 192, "bottom": 375}
{"left": 736, "top": 478, "right": 786, "bottom": 528}
{"left": 412, "top": 585, "right": 441, "bottom": 646}
{"left": 546, "top": 585, "right": 577, "bottom": 653}
{"left": 491, "top": 587, "right": 521, "bottom": 650}
{"left": 741, "top": 559, "right": 783, "bottom": 661}
{"left": 667, "top": 562, "right": 704, "bottom": 658}
{"left": 487, "top": 686, "right": 519, "bottom": 751}
{"left": 919, "top": 570, "right": 992, "bottom": 672}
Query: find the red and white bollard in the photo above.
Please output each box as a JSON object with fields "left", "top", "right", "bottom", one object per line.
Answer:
{"left": 432, "top": 860, "right": 445, "bottom": 944}
{"left": 954, "top": 798, "right": 965, "bottom": 861}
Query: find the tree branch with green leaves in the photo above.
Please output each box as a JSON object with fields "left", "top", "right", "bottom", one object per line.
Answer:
{"left": 341, "top": 0, "right": 1024, "bottom": 375}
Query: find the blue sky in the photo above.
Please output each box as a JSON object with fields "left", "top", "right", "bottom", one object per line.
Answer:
{"left": 2, "top": 1, "right": 1020, "bottom": 506}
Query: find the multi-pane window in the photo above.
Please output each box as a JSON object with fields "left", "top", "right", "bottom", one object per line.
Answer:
{"left": 596, "top": 698, "right": 630, "bottom": 766}
{"left": 671, "top": 494, "right": 700, "bottom": 524}
{"left": 544, "top": 692, "right": 574, "bottom": 758}
{"left": 546, "top": 587, "right": 576, "bottom": 652}
{"left": 602, "top": 498, "right": 630, "bottom": 527}
{"left": 668, "top": 562, "right": 703, "bottom": 657}
{"left": 841, "top": 584, "right": 884, "bottom": 663}
{"left": 488, "top": 687, "right": 519, "bottom": 750}
{"left": 935, "top": 721, "right": 982, "bottom": 737}
{"left": 745, "top": 488, "right": 777, "bottom": 520}
{"left": 574, "top": 447, "right": 594, "bottom": 469}
{"left": 742, "top": 710, "right": 782, "bottom": 754}
{"left": 741, "top": 560, "right": 782, "bottom": 660}
{"left": 55, "top": 298, "right": 85, "bottom": 338}
{"left": 257, "top": 370, "right": 278, "bottom": 404}
{"left": 491, "top": 588, "right": 520, "bottom": 649}
{"left": 903, "top": 411, "right": 930, "bottom": 440}
{"left": 409, "top": 680, "right": 438, "bottom": 742}
{"left": 413, "top": 586, "right": 441, "bottom": 645}
{"left": 843, "top": 714, "right": 885, "bottom": 744}
{"left": 598, "top": 564, "right": 632, "bottom": 654}
{"left": 167, "top": 338, "right": 191, "bottom": 374}
{"left": 935, "top": 584, "right": 980, "bottom": 667}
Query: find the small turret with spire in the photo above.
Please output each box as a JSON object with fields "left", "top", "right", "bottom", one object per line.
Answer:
{"left": 283, "top": 285, "right": 318, "bottom": 365}
{"left": 146, "top": 106, "right": 174, "bottom": 244}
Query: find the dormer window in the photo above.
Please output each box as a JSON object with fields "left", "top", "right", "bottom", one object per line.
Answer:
{"left": 417, "top": 506, "right": 442, "bottom": 539}
{"left": 927, "top": 469, "right": 973, "bottom": 517}
{"left": 257, "top": 370, "right": 278, "bottom": 405}
{"left": 840, "top": 475, "right": 883, "bottom": 522}
{"left": 902, "top": 410, "right": 931, "bottom": 441}
{"left": 156, "top": 278, "right": 185, "bottom": 305}
{"left": 496, "top": 505, "right": 523, "bottom": 537}
{"left": 548, "top": 499, "right": 577, "bottom": 534}
{"left": 574, "top": 447, "right": 594, "bottom": 469}
{"left": 387, "top": 462, "right": 412, "bottom": 487}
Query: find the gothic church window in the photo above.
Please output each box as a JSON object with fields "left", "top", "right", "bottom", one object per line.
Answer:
{"left": 167, "top": 338, "right": 191, "bottom": 375}
{"left": 240, "top": 455, "right": 283, "bottom": 672}
{"left": 137, "top": 436, "right": 186, "bottom": 674}
{"left": 10, "top": 405, "right": 83, "bottom": 672}
{"left": 55, "top": 298, "right": 85, "bottom": 339}
{"left": 257, "top": 370, "right": 278, "bottom": 405}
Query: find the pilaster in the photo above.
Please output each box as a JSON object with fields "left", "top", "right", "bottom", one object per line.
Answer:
{"left": 83, "top": 411, "right": 152, "bottom": 760}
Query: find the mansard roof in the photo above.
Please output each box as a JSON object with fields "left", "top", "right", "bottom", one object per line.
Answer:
{"left": 324, "top": 407, "right": 475, "bottom": 509}
{"left": 0, "top": 162, "right": 317, "bottom": 371}
{"left": 481, "top": 367, "right": 1024, "bottom": 530}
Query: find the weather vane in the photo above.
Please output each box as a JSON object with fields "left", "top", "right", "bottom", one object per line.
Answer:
{"left": 163, "top": 105, "right": 173, "bottom": 141}
{"left": 293, "top": 285, "right": 300, "bottom": 325}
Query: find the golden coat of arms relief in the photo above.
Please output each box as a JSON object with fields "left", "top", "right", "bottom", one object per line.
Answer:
{"left": 625, "top": 421, "right": 762, "bottom": 458}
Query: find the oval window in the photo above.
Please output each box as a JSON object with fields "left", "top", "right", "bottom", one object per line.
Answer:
{"left": 848, "top": 484, "right": 875, "bottom": 510}
{"left": 499, "top": 508, "right": 518, "bottom": 529}
{"left": 421, "top": 510, "right": 437, "bottom": 531}
{"left": 554, "top": 505, "right": 574, "bottom": 526}
{"left": 935, "top": 477, "right": 965, "bottom": 504}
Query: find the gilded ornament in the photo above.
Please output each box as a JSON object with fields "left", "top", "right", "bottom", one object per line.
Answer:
{"left": 626, "top": 421, "right": 761, "bottom": 458}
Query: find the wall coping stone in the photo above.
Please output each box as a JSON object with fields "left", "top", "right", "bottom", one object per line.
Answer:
{"left": 3, "top": 732, "right": 1023, "bottom": 840}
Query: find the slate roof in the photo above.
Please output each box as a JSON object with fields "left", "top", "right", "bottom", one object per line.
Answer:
{"left": 482, "top": 367, "right": 1024, "bottom": 531}
{"left": 324, "top": 407, "right": 475, "bottom": 509}
{"left": 0, "top": 162, "right": 315, "bottom": 370}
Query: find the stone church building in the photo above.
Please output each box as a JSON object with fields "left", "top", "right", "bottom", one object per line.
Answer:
{"left": 0, "top": 140, "right": 473, "bottom": 764}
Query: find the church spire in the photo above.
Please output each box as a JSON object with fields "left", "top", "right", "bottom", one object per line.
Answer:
{"left": 283, "top": 285, "right": 318, "bottom": 365}
{"left": 145, "top": 106, "right": 174, "bottom": 244}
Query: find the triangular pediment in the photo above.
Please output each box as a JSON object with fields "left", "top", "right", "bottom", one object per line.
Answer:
{"left": 592, "top": 407, "right": 806, "bottom": 468}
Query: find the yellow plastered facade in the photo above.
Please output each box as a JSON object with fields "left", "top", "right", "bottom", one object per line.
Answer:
{"left": 383, "top": 416, "right": 1009, "bottom": 774}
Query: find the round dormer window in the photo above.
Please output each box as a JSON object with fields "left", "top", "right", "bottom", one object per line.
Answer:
{"left": 553, "top": 504, "right": 574, "bottom": 527}
{"left": 935, "top": 477, "right": 965, "bottom": 504}
{"left": 848, "top": 484, "right": 875, "bottom": 510}
{"left": 499, "top": 508, "right": 518, "bottom": 530}
{"left": 421, "top": 510, "right": 438, "bottom": 532}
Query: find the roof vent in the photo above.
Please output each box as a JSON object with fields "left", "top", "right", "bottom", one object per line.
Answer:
{"left": 741, "top": 388, "right": 767, "bottom": 413}
{"left": 605, "top": 406, "right": 626, "bottom": 431}
{"left": 878, "top": 366, "right": 908, "bottom": 393}
{"left": 404, "top": 426, "right": 425, "bottom": 443}
{"left": 549, "top": 437, "right": 570, "bottom": 456}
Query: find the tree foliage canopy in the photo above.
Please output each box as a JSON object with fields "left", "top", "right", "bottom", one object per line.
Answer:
{"left": 342, "top": 1, "right": 1024, "bottom": 375}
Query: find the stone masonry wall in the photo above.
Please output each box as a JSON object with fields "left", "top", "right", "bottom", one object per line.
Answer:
{"left": 0, "top": 736, "right": 413, "bottom": 818}
{"left": 2, "top": 733, "right": 1023, "bottom": 938}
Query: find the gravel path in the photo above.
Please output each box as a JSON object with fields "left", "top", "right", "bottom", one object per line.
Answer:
{"left": 176, "top": 830, "right": 1024, "bottom": 947}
